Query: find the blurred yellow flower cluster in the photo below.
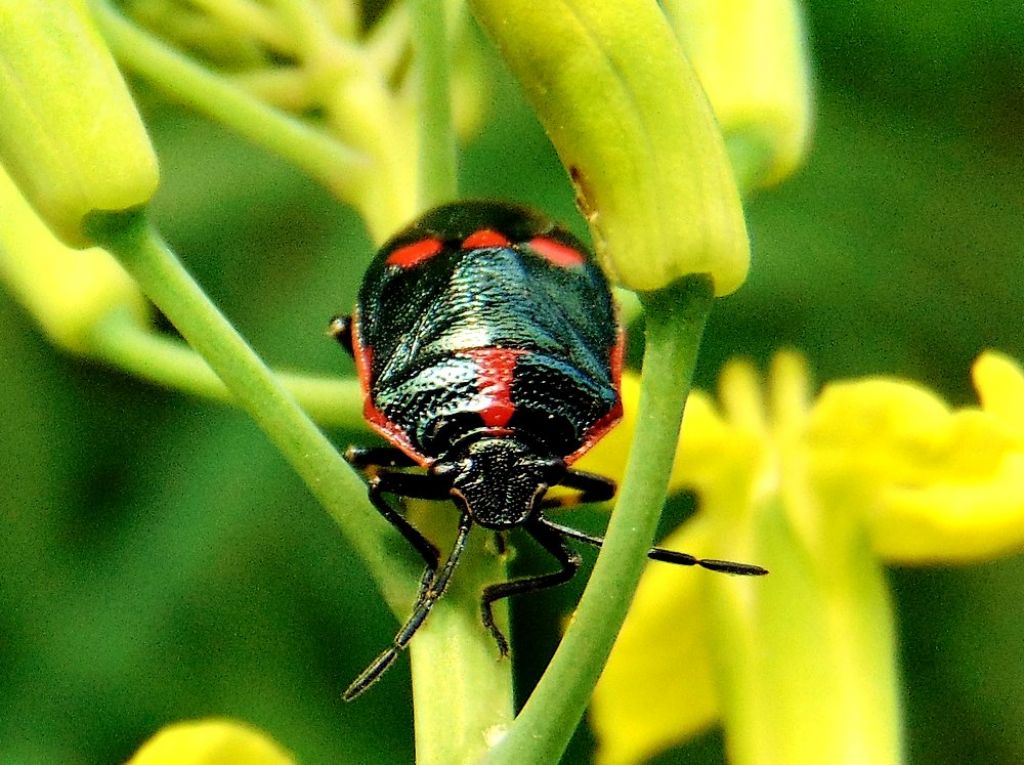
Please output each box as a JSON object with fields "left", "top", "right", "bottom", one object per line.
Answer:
{"left": 583, "top": 351, "right": 1024, "bottom": 765}
{"left": 128, "top": 719, "right": 294, "bottom": 765}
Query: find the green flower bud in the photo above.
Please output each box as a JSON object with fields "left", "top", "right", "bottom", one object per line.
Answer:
{"left": 469, "top": 0, "right": 748, "bottom": 295}
{"left": 0, "top": 0, "right": 159, "bottom": 247}
{"left": 664, "top": 0, "right": 812, "bottom": 189}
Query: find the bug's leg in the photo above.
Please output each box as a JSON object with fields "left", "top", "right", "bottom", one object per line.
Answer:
{"left": 345, "top": 447, "right": 447, "bottom": 572}
{"left": 343, "top": 512, "right": 474, "bottom": 701}
{"left": 364, "top": 469, "right": 447, "bottom": 573}
{"left": 346, "top": 445, "right": 419, "bottom": 470}
{"left": 539, "top": 468, "right": 616, "bottom": 510}
{"left": 327, "top": 314, "right": 354, "bottom": 357}
{"left": 538, "top": 516, "right": 769, "bottom": 577}
{"left": 479, "top": 518, "right": 581, "bottom": 657}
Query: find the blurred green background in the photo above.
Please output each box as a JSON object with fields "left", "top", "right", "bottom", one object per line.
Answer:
{"left": 2, "top": 2, "right": 1023, "bottom": 763}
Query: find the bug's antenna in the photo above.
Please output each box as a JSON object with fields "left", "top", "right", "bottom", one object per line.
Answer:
{"left": 343, "top": 512, "right": 474, "bottom": 701}
{"left": 539, "top": 517, "right": 768, "bottom": 576}
{"left": 646, "top": 547, "right": 768, "bottom": 576}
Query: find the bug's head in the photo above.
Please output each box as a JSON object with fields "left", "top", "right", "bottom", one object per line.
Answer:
{"left": 433, "top": 436, "right": 565, "bottom": 530}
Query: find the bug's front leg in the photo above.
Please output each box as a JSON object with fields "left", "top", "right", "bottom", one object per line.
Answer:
{"left": 540, "top": 468, "right": 616, "bottom": 510}
{"left": 345, "top": 446, "right": 446, "bottom": 573}
{"left": 344, "top": 512, "right": 474, "bottom": 701}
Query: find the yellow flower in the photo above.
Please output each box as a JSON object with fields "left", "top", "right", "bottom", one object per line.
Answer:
{"left": 585, "top": 351, "right": 1024, "bottom": 765}
{"left": 127, "top": 718, "right": 295, "bottom": 765}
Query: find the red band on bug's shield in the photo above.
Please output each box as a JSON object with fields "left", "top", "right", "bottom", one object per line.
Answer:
{"left": 528, "top": 236, "right": 585, "bottom": 267}
{"left": 386, "top": 238, "right": 443, "bottom": 268}
{"left": 462, "top": 229, "right": 511, "bottom": 249}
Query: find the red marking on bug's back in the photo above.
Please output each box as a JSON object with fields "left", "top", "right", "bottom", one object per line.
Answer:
{"left": 461, "top": 347, "right": 528, "bottom": 428}
{"left": 462, "top": 229, "right": 510, "bottom": 250}
{"left": 527, "top": 236, "right": 586, "bottom": 268}
{"left": 386, "top": 238, "right": 443, "bottom": 268}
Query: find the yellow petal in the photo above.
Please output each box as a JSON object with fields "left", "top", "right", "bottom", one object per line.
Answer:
{"left": 973, "top": 350, "right": 1024, "bottom": 433}
{"left": 574, "top": 372, "right": 641, "bottom": 486}
{"left": 875, "top": 454, "right": 1024, "bottom": 562}
{"left": 592, "top": 517, "right": 719, "bottom": 765}
{"left": 127, "top": 719, "right": 295, "bottom": 765}
{"left": 810, "top": 364, "right": 1024, "bottom": 564}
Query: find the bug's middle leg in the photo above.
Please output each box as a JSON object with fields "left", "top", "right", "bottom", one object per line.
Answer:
{"left": 479, "top": 518, "right": 581, "bottom": 657}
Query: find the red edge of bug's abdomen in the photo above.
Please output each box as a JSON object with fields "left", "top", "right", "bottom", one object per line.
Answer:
{"left": 565, "top": 325, "right": 625, "bottom": 465}
{"left": 352, "top": 309, "right": 431, "bottom": 466}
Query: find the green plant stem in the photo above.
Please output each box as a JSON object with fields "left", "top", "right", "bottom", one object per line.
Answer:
{"left": 403, "top": 6, "right": 512, "bottom": 761}
{"left": 89, "top": 0, "right": 367, "bottom": 203}
{"left": 88, "top": 308, "right": 365, "bottom": 429}
{"left": 408, "top": 517, "right": 514, "bottom": 765}
{"left": 86, "top": 209, "right": 422, "bottom": 612}
{"left": 480, "top": 275, "right": 714, "bottom": 765}
{"left": 411, "top": 0, "right": 458, "bottom": 208}
{"left": 189, "top": 0, "right": 295, "bottom": 54}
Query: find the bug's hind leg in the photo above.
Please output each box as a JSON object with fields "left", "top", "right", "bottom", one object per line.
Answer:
{"left": 328, "top": 314, "right": 355, "bottom": 357}
{"left": 479, "top": 518, "right": 582, "bottom": 657}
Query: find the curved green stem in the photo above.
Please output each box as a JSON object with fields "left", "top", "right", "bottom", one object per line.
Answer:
{"left": 411, "top": 0, "right": 458, "bottom": 208}
{"left": 85, "top": 209, "right": 422, "bottom": 612}
{"left": 89, "top": 0, "right": 367, "bottom": 202}
{"left": 480, "top": 275, "right": 714, "bottom": 765}
{"left": 88, "top": 308, "right": 365, "bottom": 430}
{"left": 188, "top": 0, "right": 295, "bottom": 54}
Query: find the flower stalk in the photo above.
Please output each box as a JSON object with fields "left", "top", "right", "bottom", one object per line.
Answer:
{"left": 83, "top": 209, "right": 422, "bottom": 613}
{"left": 481, "top": 276, "right": 715, "bottom": 765}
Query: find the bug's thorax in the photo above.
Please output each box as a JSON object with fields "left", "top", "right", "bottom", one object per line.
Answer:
{"left": 431, "top": 435, "right": 565, "bottom": 530}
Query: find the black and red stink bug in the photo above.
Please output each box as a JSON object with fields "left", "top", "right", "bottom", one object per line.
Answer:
{"left": 330, "top": 200, "right": 766, "bottom": 700}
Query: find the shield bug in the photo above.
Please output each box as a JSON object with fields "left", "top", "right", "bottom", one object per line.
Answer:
{"left": 331, "top": 200, "right": 766, "bottom": 699}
